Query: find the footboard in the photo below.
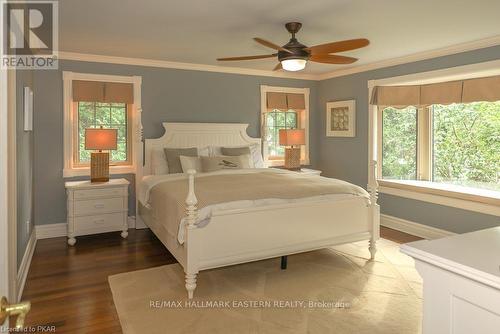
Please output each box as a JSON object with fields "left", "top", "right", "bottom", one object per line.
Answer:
{"left": 191, "top": 198, "right": 372, "bottom": 270}
{"left": 181, "top": 163, "right": 380, "bottom": 299}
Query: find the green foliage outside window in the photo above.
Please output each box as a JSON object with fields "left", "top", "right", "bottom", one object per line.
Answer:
{"left": 78, "top": 102, "right": 128, "bottom": 163}
{"left": 265, "top": 110, "right": 297, "bottom": 157}
{"left": 382, "top": 106, "right": 417, "bottom": 180}
{"left": 381, "top": 102, "right": 499, "bottom": 191}
{"left": 433, "top": 102, "right": 499, "bottom": 191}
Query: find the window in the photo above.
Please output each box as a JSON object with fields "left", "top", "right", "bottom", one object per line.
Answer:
{"left": 381, "top": 106, "right": 417, "bottom": 180}
{"left": 75, "top": 102, "right": 130, "bottom": 165}
{"left": 432, "top": 102, "right": 499, "bottom": 191}
{"left": 379, "top": 102, "right": 500, "bottom": 191}
{"left": 265, "top": 110, "right": 298, "bottom": 159}
{"left": 260, "top": 86, "right": 310, "bottom": 165}
{"left": 63, "top": 72, "right": 141, "bottom": 177}
{"left": 370, "top": 64, "right": 500, "bottom": 215}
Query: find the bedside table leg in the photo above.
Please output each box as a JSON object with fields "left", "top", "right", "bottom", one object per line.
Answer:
{"left": 68, "top": 236, "right": 76, "bottom": 246}
{"left": 121, "top": 229, "right": 128, "bottom": 238}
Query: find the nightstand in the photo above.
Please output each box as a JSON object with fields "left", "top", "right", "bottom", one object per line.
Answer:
{"left": 297, "top": 168, "right": 322, "bottom": 176}
{"left": 65, "top": 178, "right": 130, "bottom": 246}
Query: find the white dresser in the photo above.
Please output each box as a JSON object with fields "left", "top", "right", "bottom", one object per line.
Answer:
{"left": 65, "top": 178, "right": 130, "bottom": 245}
{"left": 401, "top": 227, "right": 500, "bottom": 334}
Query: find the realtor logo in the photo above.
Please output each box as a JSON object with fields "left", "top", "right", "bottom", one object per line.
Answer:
{"left": 1, "top": 0, "right": 58, "bottom": 69}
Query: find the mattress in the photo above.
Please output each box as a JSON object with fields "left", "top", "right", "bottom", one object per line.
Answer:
{"left": 138, "top": 168, "right": 370, "bottom": 244}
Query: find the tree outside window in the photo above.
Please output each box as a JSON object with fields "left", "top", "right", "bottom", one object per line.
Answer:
{"left": 265, "top": 110, "right": 298, "bottom": 159}
{"left": 77, "top": 102, "right": 128, "bottom": 164}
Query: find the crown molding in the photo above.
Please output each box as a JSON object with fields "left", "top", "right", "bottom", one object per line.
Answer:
{"left": 58, "top": 35, "right": 500, "bottom": 82}
{"left": 57, "top": 51, "right": 318, "bottom": 81}
{"left": 317, "top": 35, "right": 500, "bottom": 80}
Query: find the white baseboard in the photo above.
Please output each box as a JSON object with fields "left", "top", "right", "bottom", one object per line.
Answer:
{"left": 36, "top": 216, "right": 139, "bottom": 239}
{"left": 17, "top": 231, "right": 37, "bottom": 301}
{"left": 35, "top": 223, "right": 67, "bottom": 239}
{"left": 381, "top": 214, "right": 455, "bottom": 240}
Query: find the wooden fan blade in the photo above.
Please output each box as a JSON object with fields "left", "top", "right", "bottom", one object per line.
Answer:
{"left": 306, "top": 38, "right": 369, "bottom": 55}
{"left": 217, "top": 54, "right": 277, "bottom": 61}
{"left": 254, "top": 38, "right": 292, "bottom": 53}
{"left": 273, "top": 63, "right": 282, "bottom": 71}
{"left": 310, "top": 54, "right": 358, "bottom": 64}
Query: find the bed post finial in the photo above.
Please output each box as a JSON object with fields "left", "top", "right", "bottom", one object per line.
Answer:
{"left": 185, "top": 169, "right": 198, "bottom": 229}
{"left": 368, "top": 160, "right": 380, "bottom": 260}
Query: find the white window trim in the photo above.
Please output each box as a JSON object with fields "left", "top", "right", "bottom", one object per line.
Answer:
{"left": 62, "top": 71, "right": 142, "bottom": 178}
{"left": 368, "top": 59, "right": 500, "bottom": 217}
{"left": 260, "top": 85, "right": 310, "bottom": 166}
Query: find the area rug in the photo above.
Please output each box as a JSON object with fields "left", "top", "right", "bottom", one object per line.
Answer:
{"left": 109, "top": 239, "right": 422, "bottom": 334}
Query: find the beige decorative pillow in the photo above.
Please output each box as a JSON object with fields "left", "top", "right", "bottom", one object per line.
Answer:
{"left": 201, "top": 155, "right": 252, "bottom": 172}
{"left": 164, "top": 147, "right": 198, "bottom": 174}
{"left": 220, "top": 146, "right": 255, "bottom": 168}
{"left": 221, "top": 146, "right": 251, "bottom": 156}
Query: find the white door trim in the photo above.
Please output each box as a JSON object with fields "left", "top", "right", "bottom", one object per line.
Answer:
{"left": 0, "top": 67, "right": 18, "bottom": 308}
{"left": 0, "top": 67, "right": 10, "bottom": 306}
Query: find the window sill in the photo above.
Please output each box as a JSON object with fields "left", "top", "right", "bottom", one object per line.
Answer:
{"left": 63, "top": 165, "right": 136, "bottom": 178}
{"left": 378, "top": 179, "right": 500, "bottom": 216}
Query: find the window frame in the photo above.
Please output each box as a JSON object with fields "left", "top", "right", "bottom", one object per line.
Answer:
{"left": 368, "top": 60, "right": 500, "bottom": 216}
{"left": 63, "top": 72, "right": 142, "bottom": 177}
{"left": 72, "top": 101, "right": 133, "bottom": 167}
{"left": 260, "top": 85, "right": 310, "bottom": 166}
{"left": 265, "top": 109, "right": 300, "bottom": 161}
{"left": 377, "top": 105, "right": 431, "bottom": 181}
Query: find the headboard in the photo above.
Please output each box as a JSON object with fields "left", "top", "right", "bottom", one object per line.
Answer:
{"left": 142, "top": 122, "right": 261, "bottom": 176}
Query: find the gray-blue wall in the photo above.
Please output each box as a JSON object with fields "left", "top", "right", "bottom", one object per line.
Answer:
{"left": 32, "top": 60, "right": 319, "bottom": 226}
{"left": 29, "top": 47, "right": 499, "bottom": 234}
{"left": 17, "top": 70, "right": 34, "bottom": 268}
{"left": 317, "top": 45, "right": 500, "bottom": 233}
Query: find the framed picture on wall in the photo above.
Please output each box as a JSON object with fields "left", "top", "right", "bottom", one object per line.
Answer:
{"left": 326, "top": 100, "right": 355, "bottom": 137}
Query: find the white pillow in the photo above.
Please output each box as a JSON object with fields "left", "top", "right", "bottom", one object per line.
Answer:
{"left": 151, "top": 149, "right": 168, "bottom": 175}
{"left": 179, "top": 156, "right": 202, "bottom": 173}
{"left": 198, "top": 146, "right": 210, "bottom": 157}
{"left": 210, "top": 144, "right": 264, "bottom": 168}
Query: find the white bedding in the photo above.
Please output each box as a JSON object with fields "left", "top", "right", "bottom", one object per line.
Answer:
{"left": 139, "top": 168, "right": 368, "bottom": 244}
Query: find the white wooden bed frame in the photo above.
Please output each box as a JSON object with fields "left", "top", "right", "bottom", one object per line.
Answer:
{"left": 136, "top": 122, "right": 380, "bottom": 299}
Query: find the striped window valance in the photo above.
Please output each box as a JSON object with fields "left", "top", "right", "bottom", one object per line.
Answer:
{"left": 370, "top": 75, "right": 500, "bottom": 107}
{"left": 73, "top": 80, "right": 134, "bottom": 103}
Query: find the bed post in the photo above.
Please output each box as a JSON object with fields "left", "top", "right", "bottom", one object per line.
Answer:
{"left": 185, "top": 169, "right": 199, "bottom": 299}
{"left": 134, "top": 106, "right": 144, "bottom": 229}
{"left": 368, "top": 160, "right": 380, "bottom": 260}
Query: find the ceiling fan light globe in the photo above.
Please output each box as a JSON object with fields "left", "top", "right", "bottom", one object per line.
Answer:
{"left": 281, "top": 59, "right": 306, "bottom": 71}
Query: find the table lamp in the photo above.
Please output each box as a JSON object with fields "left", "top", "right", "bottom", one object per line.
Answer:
{"left": 85, "top": 127, "right": 117, "bottom": 182}
{"left": 279, "top": 129, "right": 305, "bottom": 170}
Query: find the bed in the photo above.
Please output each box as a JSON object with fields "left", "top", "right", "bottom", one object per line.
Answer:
{"left": 135, "top": 122, "right": 380, "bottom": 299}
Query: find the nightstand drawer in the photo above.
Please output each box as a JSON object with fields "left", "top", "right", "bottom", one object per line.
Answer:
{"left": 74, "top": 197, "right": 126, "bottom": 216}
{"left": 74, "top": 212, "right": 125, "bottom": 233}
{"left": 73, "top": 187, "right": 127, "bottom": 200}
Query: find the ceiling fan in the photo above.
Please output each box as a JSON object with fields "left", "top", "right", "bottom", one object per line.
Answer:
{"left": 217, "top": 22, "right": 369, "bottom": 72}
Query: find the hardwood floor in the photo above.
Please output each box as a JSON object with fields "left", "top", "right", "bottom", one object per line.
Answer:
{"left": 380, "top": 225, "right": 422, "bottom": 243}
{"left": 22, "top": 229, "right": 175, "bottom": 333}
{"left": 21, "top": 227, "right": 421, "bottom": 333}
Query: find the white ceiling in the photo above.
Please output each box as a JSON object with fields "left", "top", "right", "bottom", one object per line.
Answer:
{"left": 59, "top": 0, "right": 500, "bottom": 75}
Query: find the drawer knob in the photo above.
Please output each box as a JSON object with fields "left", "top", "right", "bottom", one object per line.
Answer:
{"left": 93, "top": 219, "right": 105, "bottom": 224}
